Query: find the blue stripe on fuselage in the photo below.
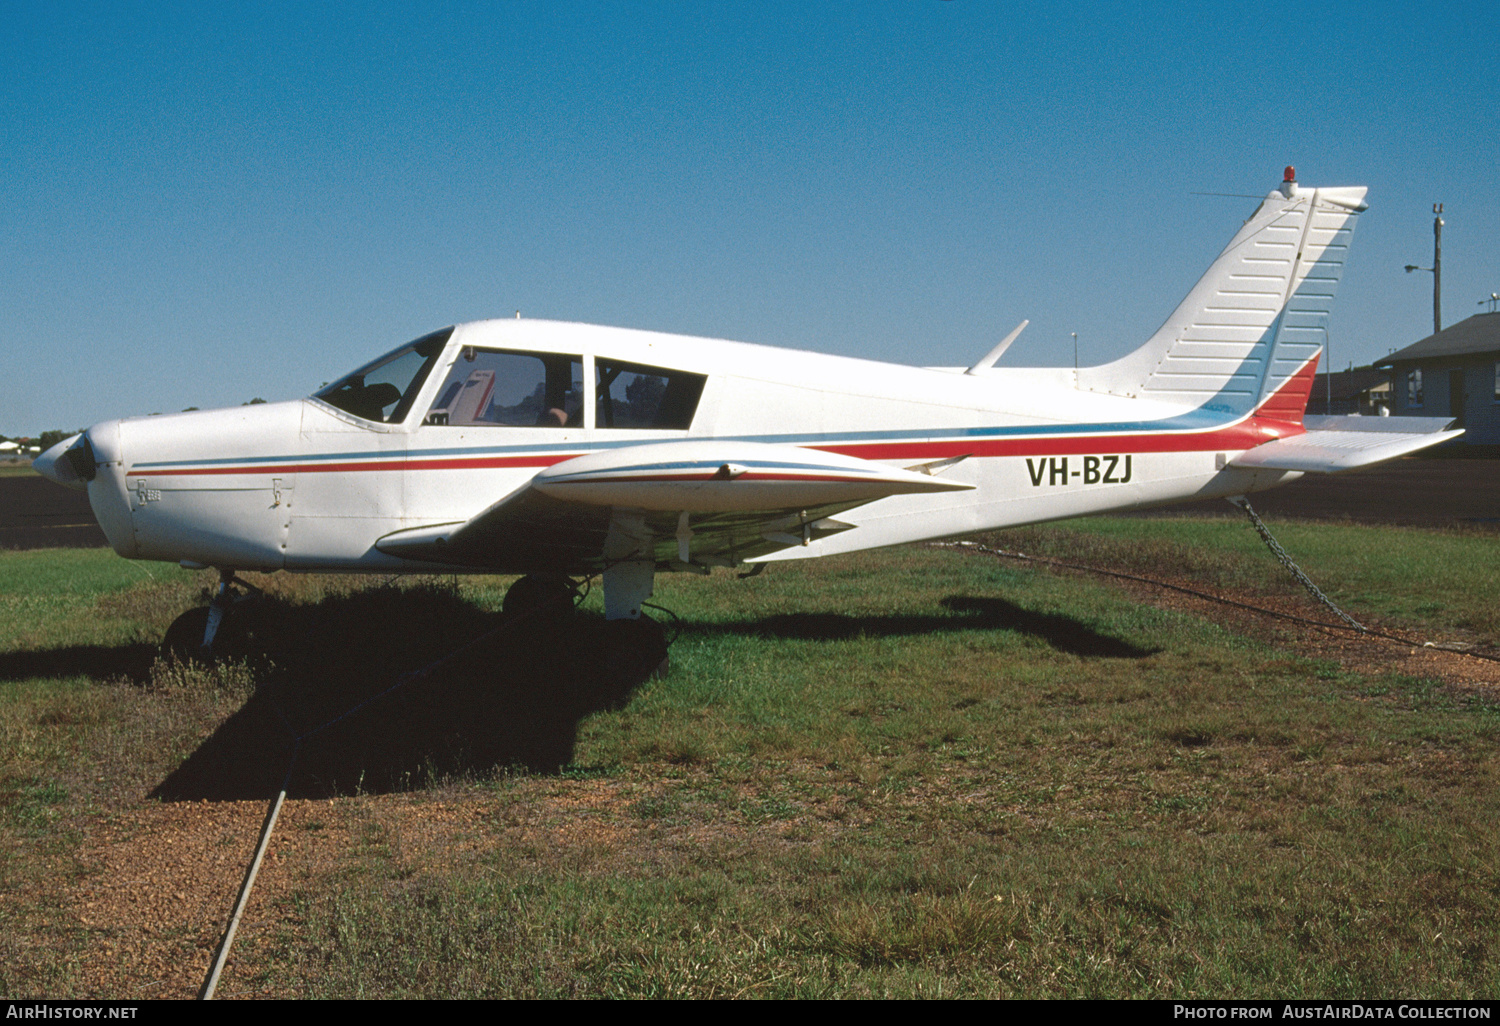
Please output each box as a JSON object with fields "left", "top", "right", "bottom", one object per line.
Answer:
{"left": 130, "top": 405, "right": 1241, "bottom": 470}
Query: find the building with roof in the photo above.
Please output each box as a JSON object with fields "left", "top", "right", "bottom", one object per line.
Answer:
{"left": 1307, "top": 366, "right": 1392, "bottom": 416}
{"left": 1375, "top": 311, "right": 1500, "bottom": 445}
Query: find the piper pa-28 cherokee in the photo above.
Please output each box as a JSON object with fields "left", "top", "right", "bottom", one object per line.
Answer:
{"left": 36, "top": 168, "right": 1460, "bottom": 648}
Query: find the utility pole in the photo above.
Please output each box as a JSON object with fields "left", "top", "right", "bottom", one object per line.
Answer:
{"left": 1404, "top": 202, "right": 1444, "bottom": 336}
{"left": 1432, "top": 203, "right": 1443, "bottom": 334}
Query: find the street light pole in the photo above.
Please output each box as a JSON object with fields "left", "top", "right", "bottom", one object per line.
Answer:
{"left": 1404, "top": 202, "right": 1444, "bottom": 336}
{"left": 1432, "top": 203, "right": 1443, "bottom": 334}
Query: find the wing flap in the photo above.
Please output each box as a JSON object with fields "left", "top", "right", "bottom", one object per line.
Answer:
{"left": 1229, "top": 416, "right": 1462, "bottom": 473}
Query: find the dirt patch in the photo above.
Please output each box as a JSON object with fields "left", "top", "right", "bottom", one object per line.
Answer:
{"left": 60, "top": 773, "right": 817, "bottom": 999}
{"left": 65, "top": 801, "right": 270, "bottom": 999}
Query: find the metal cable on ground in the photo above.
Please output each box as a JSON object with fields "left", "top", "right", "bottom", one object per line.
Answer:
{"left": 198, "top": 579, "right": 600, "bottom": 998}
{"left": 641, "top": 601, "right": 682, "bottom": 645}
{"left": 1228, "top": 495, "right": 1365, "bottom": 631}
{"left": 199, "top": 746, "right": 298, "bottom": 1000}
{"left": 935, "top": 540, "right": 1500, "bottom": 664}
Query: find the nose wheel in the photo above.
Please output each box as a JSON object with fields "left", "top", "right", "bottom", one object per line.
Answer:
{"left": 161, "top": 568, "right": 260, "bottom": 661}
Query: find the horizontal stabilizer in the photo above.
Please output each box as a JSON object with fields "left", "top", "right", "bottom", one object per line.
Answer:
{"left": 1228, "top": 416, "right": 1462, "bottom": 473}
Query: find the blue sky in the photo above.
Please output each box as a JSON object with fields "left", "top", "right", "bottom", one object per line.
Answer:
{"left": 4, "top": 1, "right": 1497, "bottom": 436}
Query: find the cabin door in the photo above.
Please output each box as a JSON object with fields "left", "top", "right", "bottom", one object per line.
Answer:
{"left": 1449, "top": 369, "right": 1466, "bottom": 430}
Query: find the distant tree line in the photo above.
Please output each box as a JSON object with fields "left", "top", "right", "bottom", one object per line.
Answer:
{"left": 13, "top": 399, "right": 270, "bottom": 446}
{"left": 38, "top": 429, "right": 82, "bottom": 450}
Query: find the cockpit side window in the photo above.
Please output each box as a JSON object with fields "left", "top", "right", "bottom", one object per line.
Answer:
{"left": 596, "top": 361, "right": 706, "bottom": 429}
{"left": 315, "top": 328, "right": 454, "bottom": 424}
{"left": 424, "top": 349, "right": 585, "bottom": 428}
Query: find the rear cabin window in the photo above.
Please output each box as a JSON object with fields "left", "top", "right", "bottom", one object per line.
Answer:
{"left": 596, "top": 360, "right": 706, "bottom": 429}
{"left": 425, "top": 349, "right": 584, "bottom": 427}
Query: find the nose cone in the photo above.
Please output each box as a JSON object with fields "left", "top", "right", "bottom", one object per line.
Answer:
{"left": 33, "top": 433, "right": 91, "bottom": 490}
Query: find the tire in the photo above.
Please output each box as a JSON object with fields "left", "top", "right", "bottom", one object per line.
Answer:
{"left": 502, "top": 574, "right": 577, "bottom": 620}
{"left": 160, "top": 607, "right": 247, "bottom": 663}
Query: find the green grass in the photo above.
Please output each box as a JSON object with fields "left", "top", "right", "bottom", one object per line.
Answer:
{"left": 995, "top": 516, "right": 1500, "bottom": 641}
{"left": 0, "top": 549, "right": 173, "bottom": 652}
{"left": 2, "top": 524, "right": 1499, "bottom": 998}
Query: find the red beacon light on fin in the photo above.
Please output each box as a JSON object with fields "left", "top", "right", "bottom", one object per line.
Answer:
{"left": 1283, "top": 165, "right": 1296, "bottom": 182}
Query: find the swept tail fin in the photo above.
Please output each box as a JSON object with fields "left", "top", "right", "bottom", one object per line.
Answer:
{"left": 1078, "top": 171, "right": 1367, "bottom": 421}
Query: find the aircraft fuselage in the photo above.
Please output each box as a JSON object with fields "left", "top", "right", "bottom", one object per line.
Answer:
{"left": 74, "top": 318, "right": 1307, "bottom": 574}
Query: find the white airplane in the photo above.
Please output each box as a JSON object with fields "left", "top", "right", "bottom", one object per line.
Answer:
{"left": 36, "top": 169, "right": 1460, "bottom": 649}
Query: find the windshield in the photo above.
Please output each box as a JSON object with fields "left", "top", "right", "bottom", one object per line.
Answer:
{"left": 314, "top": 327, "right": 454, "bottom": 424}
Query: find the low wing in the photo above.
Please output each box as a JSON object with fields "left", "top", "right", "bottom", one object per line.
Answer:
{"left": 376, "top": 440, "right": 973, "bottom": 574}
{"left": 1229, "top": 416, "right": 1462, "bottom": 473}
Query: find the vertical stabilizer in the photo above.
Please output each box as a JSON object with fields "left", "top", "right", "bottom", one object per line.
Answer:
{"left": 1077, "top": 171, "right": 1367, "bottom": 419}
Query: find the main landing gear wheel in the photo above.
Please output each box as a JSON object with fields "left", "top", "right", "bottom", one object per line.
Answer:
{"left": 502, "top": 574, "right": 579, "bottom": 620}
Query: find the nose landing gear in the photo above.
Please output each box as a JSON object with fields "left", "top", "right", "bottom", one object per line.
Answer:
{"left": 161, "top": 568, "right": 262, "bottom": 661}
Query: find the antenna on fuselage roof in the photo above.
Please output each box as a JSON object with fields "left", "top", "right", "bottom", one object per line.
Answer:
{"left": 965, "top": 320, "right": 1029, "bottom": 375}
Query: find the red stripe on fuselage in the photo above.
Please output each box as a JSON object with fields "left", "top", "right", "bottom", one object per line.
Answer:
{"left": 1254, "top": 350, "right": 1320, "bottom": 428}
{"left": 819, "top": 418, "right": 1291, "bottom": 462}
{"left": 822, "top": 362, "right": 1311, "bottom": 461}
{"left": 127, "top": 453, "right": 579, "bottom": 477}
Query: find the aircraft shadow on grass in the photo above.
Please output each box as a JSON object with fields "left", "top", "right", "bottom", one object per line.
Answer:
{"left": 151, "top": 587, "right": 667, "bottom": 801}
{"left": 689, "top": 595, "right": 1156, "bottom": 659}
{"left": 0, "top": 588, "right": 1149, "bottom": 802}
{"left": 0, "top": 643, "right": 160, "bottom": 682}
